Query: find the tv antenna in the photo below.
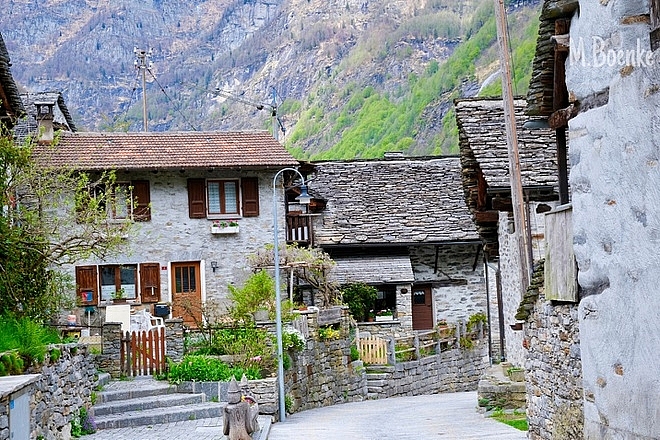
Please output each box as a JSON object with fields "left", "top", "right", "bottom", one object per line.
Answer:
{"left": 213, "top": 87, "right": 285, "bottom": 141}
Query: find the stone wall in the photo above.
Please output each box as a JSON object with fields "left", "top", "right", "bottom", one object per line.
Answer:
{"left": 566, "top": 1, "right": 660, "bottom": 438}
{"left": 523, "top": 264, "right": 583, "bottom": 440}
{"left": 284, "top": 311, "right": 367, "bottom": 415}
{"left": 0, "top": 397, "right": 6, "bottom": 440}
{"left": 366, "top": 344, "right": 489, "bottom": 399}
{"left": 25, "top": 344, "right": 98, "bottom": 440}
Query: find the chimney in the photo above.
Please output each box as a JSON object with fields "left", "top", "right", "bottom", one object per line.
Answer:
{"left": 34, "top": 101, "right": 54, "bottom": 143}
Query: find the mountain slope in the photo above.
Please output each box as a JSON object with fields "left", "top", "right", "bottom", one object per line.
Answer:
{"left": 1, "top": 0, "right": 540, "bottom": 159}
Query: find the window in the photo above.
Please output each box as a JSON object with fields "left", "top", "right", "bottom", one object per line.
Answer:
{"left": 100, "top": 264, "right": 137, "bottom": 300}
{"left": 207, "top": 180, "right": 239, "bottom": 215}
{"left": 187, "top": 177, "right": 259, "bottom": 219}
{"left": 652, "top": 0, "right": 660, "bottom": 51}
{"left": 79, "top": 179, "right": 150, "bottom": 222}
{"left": 75, "top": 263, "right": 161, "bottom": 304}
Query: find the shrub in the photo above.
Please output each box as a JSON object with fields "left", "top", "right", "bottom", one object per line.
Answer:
{"left": 71, "top": 407, "right": 96, "bottom": 437}
{"left": 341, "top": 282, "right": 377, "bottom": 322}
{"left": 281, "top": 327, "right": 305, "bottom": 352}
{"left": 318, "top": 326, "right": 340, "bottom": 341}
{"left": 166, "top": 355, "right": 262, "bottom": 384}
{"left": 350, "top": 345, "right": 360, "bottom": 362}
{"left": 0, "top": 317, "right": 60, "bottom": 372}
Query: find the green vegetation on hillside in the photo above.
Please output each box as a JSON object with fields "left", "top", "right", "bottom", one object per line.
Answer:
{"left": 286, "top": 1, "right": 540, "bottom": 160}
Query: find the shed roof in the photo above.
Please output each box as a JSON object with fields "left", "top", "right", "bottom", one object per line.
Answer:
{"left": 456, "top": 98, "right": 558, "bottom": 188}
{"left": 0, "top": 33, "right": 25, "bottom": 129}
{"left": 309, "top": 157, "right": 479, "bottom": 246}
{"left": 330, "top": 255, "right": 415, "bottom": 285}
{"left": 32, "top": 130, "right": 300, "bottom": 170}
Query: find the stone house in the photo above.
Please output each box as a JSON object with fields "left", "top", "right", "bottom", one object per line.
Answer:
{"left": 32, "top": 130, "right": 301, "bottom": 328}
{"left": 560, "top": 1, "right": 660, "bottom": 438}
{"left": 304, "top": 156, "right": 486, "bottom": 336}
{"left": 455, "top": 97, "right": 560, "bottom": 364}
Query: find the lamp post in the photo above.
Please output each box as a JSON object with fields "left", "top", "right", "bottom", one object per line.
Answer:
{"left": 272, "top": 167, "right": 311, "bottom": 422}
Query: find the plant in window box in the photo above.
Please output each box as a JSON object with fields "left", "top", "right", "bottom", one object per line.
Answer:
{"left": 211, "top": 220, "right": 239, "bottom": 234}
{"left": 112, "top": 288, "right": 127, "bottom": 304}
{"left": 375, "top": 309, "right": 394, "bottom": 322}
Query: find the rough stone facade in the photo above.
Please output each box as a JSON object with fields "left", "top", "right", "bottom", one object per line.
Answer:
{"left": 524, "top": 275, "right": 582, "bottom": 439}
{"left": 65, "top": 168, "right": 284, "bottom": 327}
{"left": 24, "top": 344, "right": 98, "bottom": 440}
{"left": 566, "top": 1, "right": 660, "bottom": 438}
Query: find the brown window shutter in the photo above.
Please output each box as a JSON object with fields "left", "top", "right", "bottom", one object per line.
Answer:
{"left": 139, "top": 263, "right": 161, "bottom": 303}
{"left": 187, "top": 178, "right": 207, "bottom": 218}
{"left": 132, "top": 180, "right": 151, "bottom": 221}
{"left": 76, "top": 266, "right": 98, "bottom": 304}
{"left": 241, "top": 177, "right": 259, "bottom": 217}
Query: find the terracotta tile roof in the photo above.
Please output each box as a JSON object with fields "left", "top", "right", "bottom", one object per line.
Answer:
{"left": 33, "top": 131, "right": 300, "bottom": 170}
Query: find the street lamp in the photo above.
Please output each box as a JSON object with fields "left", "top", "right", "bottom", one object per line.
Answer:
{"left": 272, "top": 167, "right": 311, "bottom": 422}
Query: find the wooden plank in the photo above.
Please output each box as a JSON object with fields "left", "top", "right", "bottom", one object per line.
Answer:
{"left": 545, "top": 206, "right": 578, "bottom": 301}
{"left": 317, "top": 307, "right": 342, "bottom": 326}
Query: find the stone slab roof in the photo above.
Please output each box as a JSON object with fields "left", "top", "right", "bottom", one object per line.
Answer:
{"left": 309, "top": 157, "right": 479, "bottom": 246}
{"left": 329, "top": 255, "right": 415, "bottom": 285}
{"left": 32, "top": 130, "right": 300, "bottom": 170}
{"left": 0, "top": 33, "right": 25, "bottom": 129}
{"left": 526, "top": 0, "right": 579, "bottom": 116}
{"left": 14, "top": 91, "right": 77, "bottom": 140}
{"left": 456, "top": 98, "right": 558, "bottom": 188}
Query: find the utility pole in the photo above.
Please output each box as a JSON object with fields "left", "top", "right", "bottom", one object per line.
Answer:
{"left": 134, "top": 47, "right": 152, "bottom": 132}
{"left": 493, "top": 0, "right": 532, "bottom": 292}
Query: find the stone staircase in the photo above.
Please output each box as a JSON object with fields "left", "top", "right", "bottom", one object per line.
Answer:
{"left": 92, "top": 374, "right": 226, "bottom": 430}
{"left": 365, "top": 365, "right": 395, "bottom": 399}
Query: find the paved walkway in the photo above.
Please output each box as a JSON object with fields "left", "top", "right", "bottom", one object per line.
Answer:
{"left": 267, "top": 392, "right": 527, "bottom": 440}
{"left": 84, "top": 391, "right": 526, "bottom": 440}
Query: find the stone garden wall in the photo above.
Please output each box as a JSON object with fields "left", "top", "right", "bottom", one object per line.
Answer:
{"left": 366, "top": 343, "right": 489, "bottom": 399}
{"left": 522, "top": 262, "right": 583, "bottom": 440}
{"left": 25, "top": 344, "right": 98, "bottom": 440}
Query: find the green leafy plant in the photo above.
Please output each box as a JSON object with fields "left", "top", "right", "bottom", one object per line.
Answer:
{"left": 111, "top": 288, "right": 126, "bottom": 300}
{"left": 282, "top": 327, "right": 306, "bottom": 352}
{"left": 459, "top": 336, "right": 474, "bottom": 350}
{"left": 227, "top": 270, "right": 278, "bottom": 323}
{"left": 0, "top": 317, "right": 60, "bottom": 372}
{"left": 467, "top": 312, "right": 488, "bottom": 332}
{"left": 71, "top": 407, "right": 96, "bottom": 437}
{"left": 341, "top": 282, "right": 377, "bottom": 322}
{"left": 284, "top": 394, "right": 294, "bottom": 414}
{"left": 350, "top": 344, "right": 360, "bottom": 362}
{"left": 166, "top": 355, "right": 262, "bottom": 384}
{"left": 318, "top": 326, "right": 340, "bottom": 341}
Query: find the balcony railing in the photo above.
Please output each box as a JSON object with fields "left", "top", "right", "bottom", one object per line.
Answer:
{"left": 286, "top": 214, "right": 312, "bottom": 245}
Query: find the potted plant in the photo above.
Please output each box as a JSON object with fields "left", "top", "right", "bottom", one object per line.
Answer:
{"left": 112, "top": 288, "right": 127, "bottom": 304}
{"left": 375, "top": 309, "right": 394, "bottom": 322}
{"left": 211, "top": 220, "right": 240, "bottom": 234}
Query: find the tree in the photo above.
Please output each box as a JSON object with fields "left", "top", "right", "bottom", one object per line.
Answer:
{"left": 0, "top": 134, "right": 132, "bottom": 323}
{"left": 247, "top": 244, "right": 339, "bottom": 307}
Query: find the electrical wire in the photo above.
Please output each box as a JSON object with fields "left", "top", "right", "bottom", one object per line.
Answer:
{"left": 146, "top": 67, "right": 198, "bottom": 131}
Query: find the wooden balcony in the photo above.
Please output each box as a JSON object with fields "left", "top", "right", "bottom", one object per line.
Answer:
{"left": 286, "top": 213, "right": 312, "bottom": 246}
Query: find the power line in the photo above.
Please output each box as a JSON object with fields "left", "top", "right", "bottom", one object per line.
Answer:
{"left": 147, "top": 67, "right": 198, "bottom": 131}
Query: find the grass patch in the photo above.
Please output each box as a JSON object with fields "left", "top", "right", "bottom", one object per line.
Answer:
{"left": 491, "top": 410, "right": 528, "bottom": 431}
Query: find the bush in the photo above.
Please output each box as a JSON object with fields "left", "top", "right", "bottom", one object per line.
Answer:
{"left": 0, "top": 316, "right": 60, "bottom": 373}
{"left": 166, "top": 355, "right": 262, "bottom": 384}
{"left": 341, "top": 282, "right": 377, "bottom": 322}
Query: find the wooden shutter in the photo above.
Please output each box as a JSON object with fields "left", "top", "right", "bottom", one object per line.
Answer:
{"left": 76, "top": 266, "right": 98, "bottom": 305}
{"left": 132, "top": 180, "right": 151, "bottom": 221}
{"left": 241, "top": 177, "right": 260, "bottom": 217}
{"left": 187, "top": 178, "right": 207, "bottom": 218}
{"left": 139, "top": 263, "right": 161, "bottom": 303}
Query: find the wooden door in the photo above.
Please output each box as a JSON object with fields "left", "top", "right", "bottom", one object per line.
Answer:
{"left": 171, "top": 262, "right": 202, "bottom": 328}
{"left": 412, "top": 285, "right": 433, "bottom": 330}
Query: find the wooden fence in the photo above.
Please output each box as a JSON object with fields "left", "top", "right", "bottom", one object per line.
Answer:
{"left": 357, "top": 328, "right": 462, "bottom": 366}
{"left": 120, "top": 327, "right": 166, "bottom": 376}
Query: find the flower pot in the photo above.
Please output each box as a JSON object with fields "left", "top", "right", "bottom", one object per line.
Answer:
{"left": 375, "top": 315, "right": 394, "bottom": 322}
{"left": 211, "top": 225, "right": 239, "bottom": 234}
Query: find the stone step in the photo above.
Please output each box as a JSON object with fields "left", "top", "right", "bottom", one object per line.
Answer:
{"left": 365, "top": 372, "right": 390, "bottom": 380}
{"left": 93, "top": 401, "right": 227, "bottom": 430}
{"left": 93, "top": 392, "right": 207, "bottom": 416}
{"left": 365, "top": 365, "right": 395, "bottom": 374}
{"left": 97, "top": 379, "right": 177, "bottom": 403}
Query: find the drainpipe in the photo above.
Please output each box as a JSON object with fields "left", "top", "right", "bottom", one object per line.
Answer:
{"left": 484, "top": 253, "right": 493, "bottom": 365}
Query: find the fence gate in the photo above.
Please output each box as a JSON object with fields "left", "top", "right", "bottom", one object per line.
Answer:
{"left": 358, "top": 335, "right": 388, "bottom": 365}
{"left": 120, "top": 327, "right": 166, "bottom": 376}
